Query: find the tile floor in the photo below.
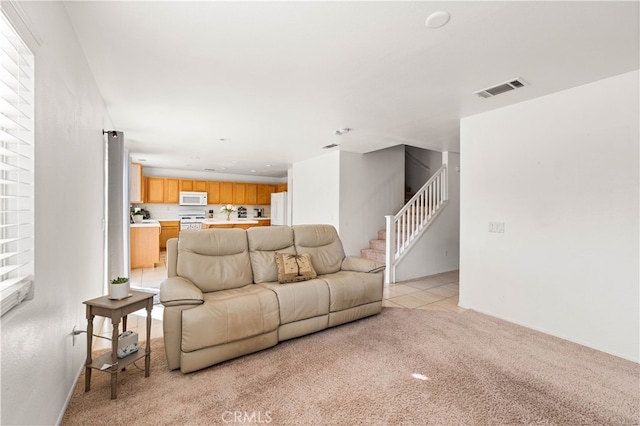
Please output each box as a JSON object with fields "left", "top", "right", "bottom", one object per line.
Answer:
{"left": 93, "top": 253, "right": 463, "bottom": 350}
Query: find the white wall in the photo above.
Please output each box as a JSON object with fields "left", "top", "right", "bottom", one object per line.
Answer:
{"left": 291, "top": 151, "right": 341, "bottom": 227}
{"left": 395, "top": 152, "right": 460, "bottom": 281}
{"left": 291, "top": 147, "right": 405, "bottom": 256}
{"left": 339, "top": 147, "right": 404, "bottom": 256}
{"left": 459, "top": 70, "right": 639, "bottom": 362}
{"left": 0, "top": 2, "right": 110, "bottom": 424}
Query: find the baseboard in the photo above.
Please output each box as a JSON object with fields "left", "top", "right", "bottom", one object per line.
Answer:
{"left": 465, "top": 306, "right": 639, "bottom": 364}
{"left": 56, "top": 352, "right": 87, "bottom": 425}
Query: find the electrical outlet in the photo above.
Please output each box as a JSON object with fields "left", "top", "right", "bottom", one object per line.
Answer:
{"left": 489, "top": 222, "right": 505, "bottom": 233}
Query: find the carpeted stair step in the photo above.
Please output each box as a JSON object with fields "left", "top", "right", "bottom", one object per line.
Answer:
{"left": 361, "top": 248, "right": 386, "bottom": 263}
{"left": 369, "top": 239, "right": 385, "bottom": 251}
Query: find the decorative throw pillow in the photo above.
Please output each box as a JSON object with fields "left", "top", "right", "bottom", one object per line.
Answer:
{"left": 275, "top": 252, "right": 317, "bottom": 283}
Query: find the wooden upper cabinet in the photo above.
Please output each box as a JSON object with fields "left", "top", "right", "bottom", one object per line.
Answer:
{"left": 179, "top": 179, "right": 194, "bottom": 191}
{"left": 266, "top": 185, "right": 276, "bottom": 201}
{"left": 165, "top": 178, "right": 180, "bottom": 203}
{"left": 257, "top": 184, "right": 269, "bottom": 205}
{"left": 220, "top": 182, "right": 234, "bottom": 204}
{"left": 275, "top": 183, "right": 288, "bottom": 193}
{"left": 146, "top": 177, "right": 165, "bottom": 203}
{"left": 232, "top": 183, "right": 246, "bottom": 204}
{"left": 193, "top": 180, "right": 207, "bottom": 192}
{"left": 207, "top": 181, "right": 220, "bottom": 204}
{"left": 130, "top": 162, "right": 144, "bottom": 204}
{"left": 245, "top": 184, "right": 258, "bottom": 205}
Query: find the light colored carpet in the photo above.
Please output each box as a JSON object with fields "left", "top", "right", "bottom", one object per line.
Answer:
{"left": 62, "top": 308, "right": 639, "bottom": 425}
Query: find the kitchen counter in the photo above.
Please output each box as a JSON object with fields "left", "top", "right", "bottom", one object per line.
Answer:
{"left": 131, "top": 219, "right": 160, "bottom": 228}
{"left": 202, "top": 219, "right": 259, "bottom": 225}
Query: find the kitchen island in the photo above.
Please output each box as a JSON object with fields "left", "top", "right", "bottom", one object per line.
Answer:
{"left": 201, "top": 218, "right": 270, "bottom": 229}
{"left": 130, "top": 220, "right": 160, "bottom": 268}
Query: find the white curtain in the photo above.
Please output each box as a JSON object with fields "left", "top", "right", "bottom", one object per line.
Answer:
{"left": 106, "top": 131, "right": 129, "bottom": 288}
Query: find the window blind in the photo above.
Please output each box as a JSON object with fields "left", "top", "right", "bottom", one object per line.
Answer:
{"left": 0, "top": 12, "right": 34, "bottom": 316}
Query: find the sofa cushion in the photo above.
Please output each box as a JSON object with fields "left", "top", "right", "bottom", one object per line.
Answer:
{"left": 258, "top": 278, "right": 329, "bottom": 324}
{"left": 320, "top": 271, "right": 384, "bottom": 312}
{"left": 181, "top": 285, "right": 279, "bottom": 353}
{"left": 177, "top": 229, "right": 253, "bottom": 292}
{"left": 276, "top": 252, "right": 317, "bottom": 283}
{"left": 247, "top": 226, "right": 296, "bottom": 283}
{"left": 292, "top": 225, "right": 345, "bottom": 275}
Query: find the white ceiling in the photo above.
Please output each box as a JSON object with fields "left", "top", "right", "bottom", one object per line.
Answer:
{"left": 64, "top": 1, "right": 639, "bottom": 178}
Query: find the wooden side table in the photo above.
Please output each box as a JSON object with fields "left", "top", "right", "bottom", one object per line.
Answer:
{"left": 83, "top": 290, "right": 154, "bottom": 399}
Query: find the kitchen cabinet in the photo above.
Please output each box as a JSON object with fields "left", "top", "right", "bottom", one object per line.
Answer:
{"left": 232, "top": 183, "right": 246, "bottom": 204}
{"left": 146, "top": 177, "right": 165, "bottom": 203}
{"left": 193, "top": 180, "right": 207, "bottom": 192}
{"left": 202, "top": 222, "right": 256, "bottom": 230}
{"left": 220, "top": 182, "right": 233, "bottom": 204}
{"left": 159, "top": 221, "right": 179, "bottom": 249}
{"left": 266, "top": 185, "right": 276, "bottom": 202}
{"left": 207, "top": 181, "right": 220, "bottom": 204}
{"left": 257, "top": 184, "right": 268, "bottom": 205}
{"left": 179, "top": 179, "right": 193, "bottom": 191}
{"left": 245, "top": 184, "right": 258, "bottom": 204}
{"left": 130, "top": 163, "right": 144, "bottom": 203}
{"left": 130, "top": 225, "right": 160, "bottom": 268}
{"left": 144, "top": 175, "right": 278, "bottom": 205}
{"left": 164, "top": 178, "right": 180, "bottom": 203}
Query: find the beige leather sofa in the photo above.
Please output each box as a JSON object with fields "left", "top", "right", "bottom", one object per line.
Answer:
{"left": 160, "top": 224, "right": 384, "bottom": 373}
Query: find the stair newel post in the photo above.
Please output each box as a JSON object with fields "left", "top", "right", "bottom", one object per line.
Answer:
{"left": 384, "top": 215, "right": 395, "bottom": 285}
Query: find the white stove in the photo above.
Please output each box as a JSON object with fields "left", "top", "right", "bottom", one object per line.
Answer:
{"left": 178, "top": 209, "right": 206, "bottom": 230}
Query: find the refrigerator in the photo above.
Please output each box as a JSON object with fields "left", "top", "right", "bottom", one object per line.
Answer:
{"left": 270, "top": 191, "right": 288, "bottom": 225}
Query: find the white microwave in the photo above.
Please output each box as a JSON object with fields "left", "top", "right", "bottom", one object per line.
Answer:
{"left": 179, "top": 191, "right": 208, "bottom": 206}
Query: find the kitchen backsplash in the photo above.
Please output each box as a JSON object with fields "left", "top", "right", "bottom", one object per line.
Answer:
{"left": 136, "top": 203, "right": 272, "bottom": 220}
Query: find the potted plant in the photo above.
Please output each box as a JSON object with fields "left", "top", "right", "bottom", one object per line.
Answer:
{"left": 109, "top": 276, "right": 130, "bottom": 300}
{"left": 220, "top": 204, "right": 237, "bottom": 221}
{"left": 132, "top": 209, "right": 145, "bottom": 223}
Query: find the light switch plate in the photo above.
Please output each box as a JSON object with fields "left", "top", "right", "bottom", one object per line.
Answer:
{"left": 489, "top": 222, "right": 505, "bottom": 233}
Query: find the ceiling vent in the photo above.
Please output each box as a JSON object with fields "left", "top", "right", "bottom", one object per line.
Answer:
{"left": 474, "top": 78, "right": 528, "bottom": 98}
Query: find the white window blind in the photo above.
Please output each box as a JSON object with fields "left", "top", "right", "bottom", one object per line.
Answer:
{"left": 0, "top": 12, "right": 34, "bottom": 316}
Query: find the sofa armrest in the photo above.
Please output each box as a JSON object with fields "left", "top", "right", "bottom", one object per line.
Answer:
{"left": 341, "top": 256, "right": 385, "bottom": 273}
{"left": 160, "top": 277, "right": 204, "bottom": 307}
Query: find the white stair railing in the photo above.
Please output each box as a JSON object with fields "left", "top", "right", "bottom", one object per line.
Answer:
{"left": 385, "top": 165, "right": 448, "bottom": 284}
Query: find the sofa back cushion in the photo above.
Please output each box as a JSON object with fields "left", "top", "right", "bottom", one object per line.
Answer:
{"left": 292, "top": 224, "right": 345, "bottom": 275}
{"left": 247, "top": 226, "right": 296, "bottom": 283}
{"left": 177, "top": 229, "right": 253, "bottom": 292}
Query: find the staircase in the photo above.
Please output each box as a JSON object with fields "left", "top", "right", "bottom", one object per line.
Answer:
{"left": 360, "top": 165, "right": 449, "bottom": 283}
{"left": 360, "top": 230, "right": 388, "bottom": 263}
{"left": 360, "top": 211, "right": 427, "bottom": 264}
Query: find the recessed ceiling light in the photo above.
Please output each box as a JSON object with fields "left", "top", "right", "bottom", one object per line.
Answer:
{"left": 334, "top": 128, "right": 351, "bottom": 136}
{"left": 323, "top": 143, "right": 339, "bottom": 149}
{"left": 219, "top": 138, "right": 226, "bottom": 142}
{"left": 250, "top": 169, "right": 256, "bottom": 173}
{"left": 265, "top": 164, "right": 272, "bottom": 167}
{"left": 205, "top": 168, "right": 216, "bottom": 172}
{"left": 425, "top": 11, "right": 450, "bottom": 29}
{"left": 137, "top": 158, "right": 147, "bottom": 162}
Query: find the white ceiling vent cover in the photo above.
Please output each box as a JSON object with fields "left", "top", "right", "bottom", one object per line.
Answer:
{"left": 474, "top": 78, "right": 528, "bottom": 98}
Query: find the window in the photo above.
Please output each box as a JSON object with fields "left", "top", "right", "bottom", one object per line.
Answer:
{"left": 0, "top": 11, "right": 34, "bottom": 316}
